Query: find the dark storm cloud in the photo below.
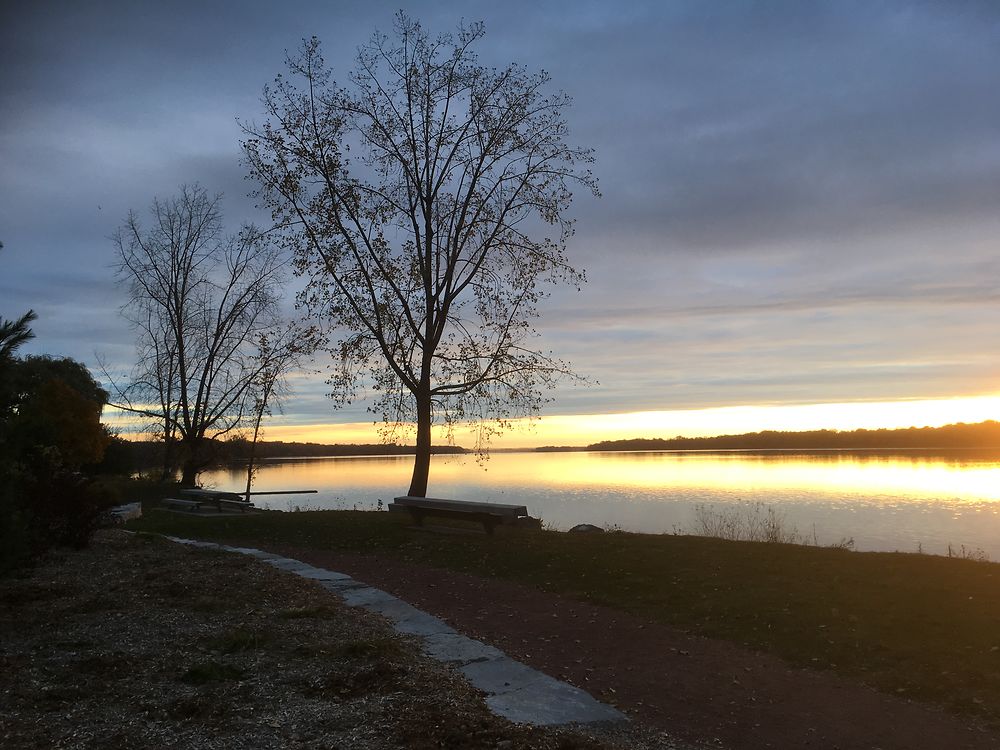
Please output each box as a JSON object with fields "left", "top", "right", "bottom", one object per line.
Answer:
{"left": 2, "top": 0, "right": 999, "bottom": 426}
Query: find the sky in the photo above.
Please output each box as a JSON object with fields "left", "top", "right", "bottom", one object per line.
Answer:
{"left": 3, "top": 1, "right": 1000, "bottom": 447}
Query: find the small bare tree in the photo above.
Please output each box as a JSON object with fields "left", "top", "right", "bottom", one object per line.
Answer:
{"left": 243, "top": 14, "right": 597, "bottom": 496}
{"left": 113, "top": 185, "right": 293, "bottom": 486}
{"left": 242, "top": 325, "right": 301, "bottom": 501}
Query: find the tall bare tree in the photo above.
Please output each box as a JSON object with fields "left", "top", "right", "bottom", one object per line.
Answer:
{"left": 114, "top": 185, "right": 293, "bottom": 486}
{"left": 243, "top": 15, "right": 597, "bottom": 496}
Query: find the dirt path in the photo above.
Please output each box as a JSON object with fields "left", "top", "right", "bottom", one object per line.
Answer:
{"left": 274, "top": 546, "right": 999, "bottom": 750}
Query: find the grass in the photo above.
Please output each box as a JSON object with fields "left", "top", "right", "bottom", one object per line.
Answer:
{"left": 130, "top": 507, "right": 1000, "bottom": 725}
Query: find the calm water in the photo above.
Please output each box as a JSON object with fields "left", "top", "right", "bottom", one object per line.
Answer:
{"left": 200, "top": 450, "right": 1000, "bottom": 558}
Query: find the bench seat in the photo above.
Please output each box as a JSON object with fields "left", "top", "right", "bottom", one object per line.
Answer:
{"left": 163, "top": 497, "right": 204, "bottom": 511}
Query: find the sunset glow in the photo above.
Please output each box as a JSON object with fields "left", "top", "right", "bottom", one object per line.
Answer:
{"left": 10, "top": 5, "right": 1000, "bottom": 455}
{"left": 232, "top": 393, "right": 1000, "bottom": 449}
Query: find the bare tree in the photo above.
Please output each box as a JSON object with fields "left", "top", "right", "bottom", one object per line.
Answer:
{"left": 243, "top": 14, "right": 597, "bottom": 497}
{"left": 113, "top": 185, "right": 293, "bottom": 486}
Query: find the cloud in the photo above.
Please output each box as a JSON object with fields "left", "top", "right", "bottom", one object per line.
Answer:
{"left": 3, "top": 1, "right": 1000, "bottom": 436}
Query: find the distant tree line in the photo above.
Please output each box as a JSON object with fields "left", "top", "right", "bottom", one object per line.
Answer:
{"left": 585, "top": 421, "right": 1000, "bottom": 452}
{"left": 118, "top": 438, "right": 467, "bottom": 468}
{"left": 221, "top": 440, "right": 468, "bottom": 460}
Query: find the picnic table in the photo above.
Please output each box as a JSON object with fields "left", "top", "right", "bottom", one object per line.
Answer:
{"left": 162, "top": 489, "right": 255, "bottom": 513}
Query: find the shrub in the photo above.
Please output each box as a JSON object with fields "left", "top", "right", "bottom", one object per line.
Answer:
{"left": 25, "top": 462, "right": 119, "bottom": 550}
{"left": 0, "top": 456, "right": 119, "bottom": 573}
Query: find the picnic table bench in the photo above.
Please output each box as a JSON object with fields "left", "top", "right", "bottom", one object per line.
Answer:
{"left": 388, "top": 496, "right": 531, "bottom": 535}
{"left": 162, "top": 489, "right": 255, "bottom": 513}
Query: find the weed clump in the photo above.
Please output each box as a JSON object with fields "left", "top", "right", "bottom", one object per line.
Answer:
{"left": 691, "top": 501, "right": 802, "bottom": 544}
{"left": 948, "top": 543, "right": 990, "bottom": 562}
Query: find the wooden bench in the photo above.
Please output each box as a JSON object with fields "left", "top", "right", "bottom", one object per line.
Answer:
{"left": 388, "top": 496, "right": 530, "bottom": 535}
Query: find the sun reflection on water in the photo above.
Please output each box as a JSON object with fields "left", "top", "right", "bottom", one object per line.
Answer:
{"left": 201, "top": 449, "right": 1000, "bottom": 556}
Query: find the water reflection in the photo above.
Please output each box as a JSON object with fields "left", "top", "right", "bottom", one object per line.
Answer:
{"left": 199, "top": 450, "right": 1000, "bottom": 558}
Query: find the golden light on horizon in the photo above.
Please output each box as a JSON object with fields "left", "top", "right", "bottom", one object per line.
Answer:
{"left": 452, "top": 450, "right": 1000, "bottom": 502}
{"left": 194, "top": 393, "right": 1000, "bottom": 448}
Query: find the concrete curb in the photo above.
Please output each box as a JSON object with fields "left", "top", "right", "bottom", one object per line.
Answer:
{"left": 166, "top": 536, "right": 627, "bottom": 727}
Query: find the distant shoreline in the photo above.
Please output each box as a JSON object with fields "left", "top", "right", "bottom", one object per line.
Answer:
{"left": 551, "top": 419, "right": 1000, "bottom": 453}
{"left": 239, "top": 445, "right": 1000, "bottom": 462}
{"left": 122, "top": 419, "right": 1000, "bottom": 461}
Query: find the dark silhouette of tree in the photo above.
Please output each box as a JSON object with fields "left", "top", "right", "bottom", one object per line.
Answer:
{"left": 113, "top": 185, "right": 294, "bottom": 486}
{"left": 5, "top": 356, "right": 109, "bottom": 470}
{"left": 0, "top": 354, "right": 114, "bottom": 567}
{"left": 0, "top": 246, "right": 116, "bottom": 568}
{"left": 244, "top": 14, "right": 597, "bottom": 496}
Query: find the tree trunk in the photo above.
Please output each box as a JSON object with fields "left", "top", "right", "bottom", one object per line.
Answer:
{"left": 180, "top": 460, "right": 198, "bottom": 488}
{"left": 407, "top": 393, "right": 432, "bottom": 497}
{"left": 179, "top": 435, "right": 202, "bottom": 487}
{"left": 245, "top": 408, "right": 264, "bottom": 503}
{"left": 160, "top": 436, "right": 175, "bottom": 483}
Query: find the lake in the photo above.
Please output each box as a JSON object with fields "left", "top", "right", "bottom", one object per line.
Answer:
{"left": 200, "top": 449, "right": 1000, "bottom": 558}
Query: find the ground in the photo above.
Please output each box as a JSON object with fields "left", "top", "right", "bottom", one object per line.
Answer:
{"left": 0, "top": 531, "right": 684, "bottom": 749}
{"left": 275, "top": 545, "right": 1000, "bottom": 750}
{"left": 7, "top": 527, "right": 1000, "bottom": 749}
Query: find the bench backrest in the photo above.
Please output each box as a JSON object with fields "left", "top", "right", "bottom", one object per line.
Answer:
{"left": 393, "top": 496, "right": 527, "bottom": 518}
{"left": 180, "top": 488, "right": 246, "bottom": 502}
